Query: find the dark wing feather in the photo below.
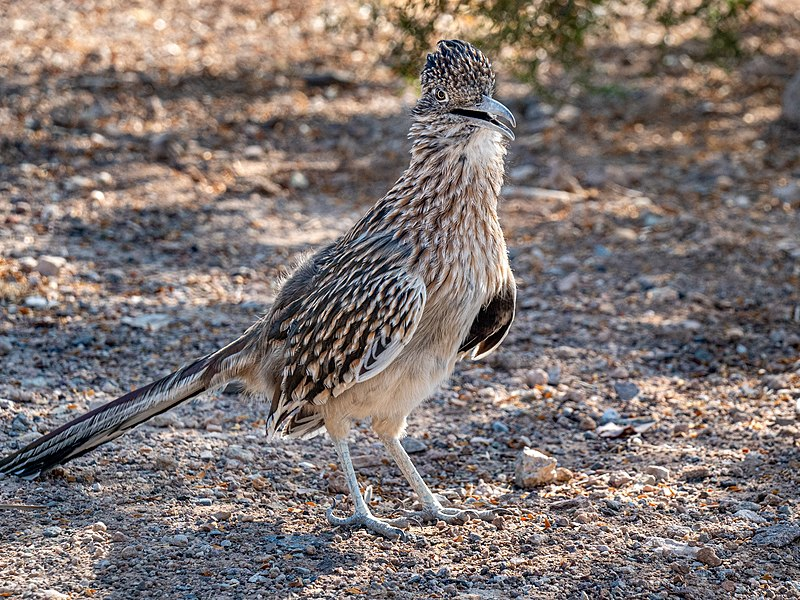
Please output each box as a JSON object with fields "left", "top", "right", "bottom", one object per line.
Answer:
{"left": 459, "top": 277, "right": 516, "bottom": 360}
{"left": 265, "top": 235, "right": 426, "bottom": 436}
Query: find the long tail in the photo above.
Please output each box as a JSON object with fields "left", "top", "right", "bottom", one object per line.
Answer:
{"left": 0, "top": 335, "right": 253, "bottom": 479}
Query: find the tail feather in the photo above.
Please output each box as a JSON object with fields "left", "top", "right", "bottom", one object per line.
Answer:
{"left": 0, "top": 336, "right": 251, "bottom": 479}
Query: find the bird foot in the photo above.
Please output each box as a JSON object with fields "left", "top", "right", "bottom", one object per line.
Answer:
{"left": 404, "top": 504, "right": 507, "bottom": 525}
{"left": 326, "top": 494, "right": 411, "bottom": 540}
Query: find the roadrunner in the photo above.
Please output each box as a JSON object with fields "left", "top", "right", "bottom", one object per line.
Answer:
{"left": 0, "top": 40, "right": 517, "bottom": 538}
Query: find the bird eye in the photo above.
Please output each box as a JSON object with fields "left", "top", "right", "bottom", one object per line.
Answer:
{"left": 434, "top": 89, "right": 448, "bottom": 102}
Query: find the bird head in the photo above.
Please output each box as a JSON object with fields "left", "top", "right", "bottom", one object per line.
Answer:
{"left": 412, "top": 40, "right": 515, "bottom": 142}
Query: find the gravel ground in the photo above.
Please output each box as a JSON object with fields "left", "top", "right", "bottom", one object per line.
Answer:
{"left": 1, "top": 1, "right": 799, "bottom": 599}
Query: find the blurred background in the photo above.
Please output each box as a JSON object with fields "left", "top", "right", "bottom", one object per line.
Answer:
{"left": 1, "top": 1, "right": 799, "bottom": 598}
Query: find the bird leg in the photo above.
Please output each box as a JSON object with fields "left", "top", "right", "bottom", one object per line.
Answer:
{"left": 379, "top": 435, "right": 499, "bottom": 525}
{"left": 326, "top": 437, "right": 409, "bottom": 539}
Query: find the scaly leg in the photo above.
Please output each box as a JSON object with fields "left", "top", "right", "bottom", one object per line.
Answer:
{"left": 379, "top": 435, "right": 499, "bottom": 525}
{"left": 326, "top": 437, "right": 409, "bottom": 539}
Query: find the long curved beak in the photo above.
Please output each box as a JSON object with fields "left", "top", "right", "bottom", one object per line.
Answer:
{"left": 450, "top": 95, "right": 516, "bottom": 141}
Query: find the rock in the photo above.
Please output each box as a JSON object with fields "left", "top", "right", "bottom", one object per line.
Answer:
{"left": 289, "top": 171, "right": 309, "bottom": 189}
{"left": 782, "top": 69, "right": 800, "bottom": 125}
{"left": 42, "top": 591, "right": 69, "bottom": 600}
{"left": 599, "top": 408, "right": 620, "bottom": 424}
{"left": 734, "top": 509, "right": 766, "bottom": 524}
{"left": 647, "top": 286, "right": 679, "bottom": 303}
{"left": 401, "top": 437, "right": 428, "bottom": 454}
{"left": 35, "top": 255, "right": 67, "bottom": 277}
{"left": 682, "top": 466, "right": 711, "bottom": 481}
{"left": 609, "top": 367, "right": 629, "bottom": 379}
{"left": 199, "top": 450, "right": 215, "bottom": 460}
{"left": 550, "top": 497, "right": 590, "bottom": 510}
{"left": 644, "top": 465, "right": 670, "bottom": 482}
{"left": 120, "top": 545, "right": 137, "bottom": 558}
{"left": 555, "top": 467, "right": 573, "bottom": 482}
{"left": 556, "top": 272, "right": 580, "bottom": 292}
{"left": 696, "top": 547, "right": 722, "bottom": 567}
{"left": 111, "top": 531, "right": 128, "bottom": 542}
{"left": 154, "top": 454, "right": 177, "bottom": 469}
{"left": 773, "top": 181, "right": 800, "bottom": 205}
{"left": 170, "top": 534, "right": 190, "bottom": 547}
{"left": 18, "top": 256, "right": 38, "bottom": 272}
{"left": 609, "top": 472, "right": 633, "bottom": 488}
{"left": 613, "top": 381, "right": 640, "bottom": 401}
{"left": 546, "top": 365, "right": 561, "bottom": 386}
{"left": 43, "top": 526, "right": 62, "bottom": 538}
{"left": 762, "top": 373, "right": 791, "bottom": 391}
{"left": 491, "top": 421, "right": 510, "bottom": 434}
{"left": 243, "top": 145, "right": 264, "bottom": 159}
{"left": 65, "top": 175, "right": 94, "bottom": 191}
{"left": 515, "top": 448, "right": 557, "bottom": 488}
{"left": 151, "top": 413, "right": 184, "bottom": 428}
{"left": 225, "top": 445, "right": 255, "bottom": 462}
{"left": 526, "top": 368, "right": 549, "bottom": 387}
{"left": 24, "top": 296, "right": 50, "bottom": 309}
{"left": 555, "top": 104, "right": 580, "bottom": 125}
{"left": 648, "top": 537, "right": 699, "bottom": 559}
{"left": 751, "top": 524, "right": 800, "bottom": 547}
{"left": 11, "top": 413, "right": 32, "bottom": 432}
{"left": 121, "top": 313, "right": 174, "bottom": 332}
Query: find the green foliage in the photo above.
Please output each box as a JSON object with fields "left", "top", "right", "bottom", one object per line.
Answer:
{"left": 382, "top": 0, "right": 754, "bottom": 80}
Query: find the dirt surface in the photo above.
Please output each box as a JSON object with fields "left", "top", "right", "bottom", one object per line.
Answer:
{"left": 1, "top": 1, "right": 800, "bottom": 599}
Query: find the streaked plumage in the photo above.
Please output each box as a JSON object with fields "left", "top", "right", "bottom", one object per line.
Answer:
{"left": 0, "top": 40, "right": 517, "bottom": 538}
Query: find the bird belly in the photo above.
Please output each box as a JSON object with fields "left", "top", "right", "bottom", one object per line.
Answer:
{"left": 328, "top": 280, "right": 486, "bottom": 426}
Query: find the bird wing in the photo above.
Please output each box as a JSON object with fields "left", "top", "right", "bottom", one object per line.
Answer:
{"left": 459, "top": 276, "right": 516, "bottom": 360}
{"left": 266, "top": 240, "right": 426, "bottom": 435}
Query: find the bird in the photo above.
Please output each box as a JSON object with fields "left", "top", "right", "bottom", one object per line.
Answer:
{"left": 0, "top": 39, "right": 517, "bottom": 539}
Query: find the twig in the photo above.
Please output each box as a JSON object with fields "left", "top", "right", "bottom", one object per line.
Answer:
{"left": 0, "top": 503, "right": 48, "bottom": 511}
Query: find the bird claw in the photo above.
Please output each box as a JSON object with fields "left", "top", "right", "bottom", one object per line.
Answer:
{"left": 326, "top": 495, "right": 412, "bottom": 541}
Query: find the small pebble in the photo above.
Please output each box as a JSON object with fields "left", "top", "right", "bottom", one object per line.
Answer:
{"left": 401, "top": 437, "right": 428, "bottom": 454}
{"left": 696, "top": 547, "right": 722, "bottom": 567}
{"left": 526, "top": 369, "right": 549, "bottom": 387}
{"left": 682, "top": 466, "right": 711, "bottom": 481}
{"left": 515, "top": 448, "right": 557, "bottom": 488}
{"left": 613, "top": 381, "right": 640, "bottom": 401}
{"left": 645, "top": 465, "right": 670, "bottom": 482}
{"left": 43, "top": 526, "right": 62, "bottom": 538}
{"left": 290, "top": 171, "right": 309, "bottom": 189}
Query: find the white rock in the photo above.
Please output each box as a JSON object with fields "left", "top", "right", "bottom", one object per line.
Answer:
{"left": 647, "top": 286, "right": 679, "bottom": 303}
{"left": 244, "top": 145, "right": 264, "bottom": 159}
{"left": 647, "top": 536, "right": 699, "bottom": 559}
{"left": 644, "top": 465, "right": 670, "bottom": 482}
{"left": 515, "top": 447, "right": 557, "bottom": 488}
{"left": 734, "top": 509, "right": 766, "bottom": 523}
{"left": 121, "top": 313, "right": 174, "bottom": 331}
{"left": 36, "top": 255, "right": 67, "bottom": 277}
{"left": 225, "top": 445, "right": 255, "bottom": 462}
{"left": 526, "top": 368, "right": 549, "bottom": 387}
{"left": 18, "top": 256, "right": 38, "bottom": 272}
{"left": 289, "top": 171, "right": 309, "bottom": 189}
{"left": 24, "top": 296, "right": 50, "bottom": 309}
{"left": 557, "top": 271, "right": 580, "bottom": 293}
